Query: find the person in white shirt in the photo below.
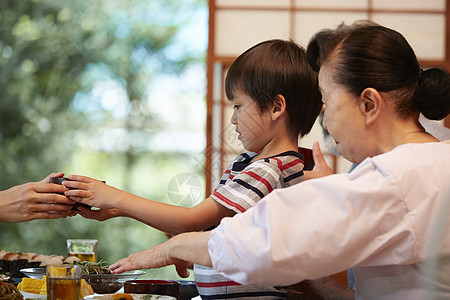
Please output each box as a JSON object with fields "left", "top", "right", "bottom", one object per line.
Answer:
{"left": 109, "top": 23, "right": 450, "bottom": 299}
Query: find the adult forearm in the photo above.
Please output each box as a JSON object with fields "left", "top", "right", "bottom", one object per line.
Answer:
{"left": 109, "top": 230, "right": 212, "bottom": 275}
{"left": 169, "top": 231, "right": 212, "bottom": 267}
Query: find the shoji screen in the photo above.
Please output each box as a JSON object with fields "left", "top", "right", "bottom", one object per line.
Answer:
{"left": 206, "top": 0, "right": 449, "bottom": 194}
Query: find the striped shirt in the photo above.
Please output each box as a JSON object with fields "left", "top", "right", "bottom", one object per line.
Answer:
{"left": 194, "top": 150, "right": 305, "bottom": 299}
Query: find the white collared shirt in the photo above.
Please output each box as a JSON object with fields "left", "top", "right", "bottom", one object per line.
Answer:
{"left": 209, "top": 141, "right": 450, "bottom": 300}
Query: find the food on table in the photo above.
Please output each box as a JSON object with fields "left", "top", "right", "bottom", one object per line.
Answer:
{"left": 71, "top": 261, "right": 145, "bottom": 294}
{"left": 17, "top": 277, "right": 46, "bottom": 295}
{"left": 64, "top": 256, "right": 82, "bottom": 264}
{"left": 0, "top": 267, "right": 13, "bottom": 283}
{"left": 0, "top": 251, "right": 81, "bottom": 278}
{"left": 0, "top": 281, "right": 23, "bottom": 300}
{"left": 80, "top": 279, "right": 95, "bottom": 298}
{"left": 112, "top": 293, "right": 133, "bottom": 300}
{"left": 72, "top": 261, "right": 118, "bottom": 294}
{"left": 17, "top": 275, "right": 94, "bottom": 298}
{"left": 72, "top": 260, "right": 111, "bottom": 275}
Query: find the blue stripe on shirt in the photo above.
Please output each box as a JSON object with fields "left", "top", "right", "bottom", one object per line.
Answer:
{"left": 234, "top": 178, "right": 265, "bottom": 198}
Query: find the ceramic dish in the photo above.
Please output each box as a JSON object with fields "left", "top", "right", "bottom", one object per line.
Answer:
{"left": 178, "top": 281, "right": 198, "bottom": 300}
{"left": 124, "top": 280, "right": 180, "bottom": 299}
{"left": 83, "top": 271, "right": 146, "bottom": 294}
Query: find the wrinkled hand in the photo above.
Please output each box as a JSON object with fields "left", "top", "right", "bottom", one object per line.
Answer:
{"left": 63, "top": 175, "right": 117, "bottom": 210}
{"left": 0, "top": 172, "right": 74, "bottom": 222}
{"left": 109, "top": 240, "right": 190, "bottom": 278}
{"left": 303, "top": 142, "right": 334, "bottom": 180}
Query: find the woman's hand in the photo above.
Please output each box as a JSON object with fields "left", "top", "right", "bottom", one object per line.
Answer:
{"left": 110, "top": 231, "right": 212, "bottom": 278}
{"left": 110, "top": 239, "right": 191, "bottom": 278}
{"left": 304, "top": 142, "right": 334, "bottom": 180}
{"left": 0, "top": 172, "right": 74, "bottom": 222}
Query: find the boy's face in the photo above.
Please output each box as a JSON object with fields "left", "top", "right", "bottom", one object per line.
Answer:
{"left": 230, "top": 90, "right": 272, "bottom": 152}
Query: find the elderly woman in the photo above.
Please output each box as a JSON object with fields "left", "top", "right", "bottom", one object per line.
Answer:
{"left": 110, "top": 23, "right": 450, "bottom": 299}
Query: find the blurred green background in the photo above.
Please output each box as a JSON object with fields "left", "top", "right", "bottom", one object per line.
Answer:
{"left": 0, "top": 0, "right": 207, "bottom": 280}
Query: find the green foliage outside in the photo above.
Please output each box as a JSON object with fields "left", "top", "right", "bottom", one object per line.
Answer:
{"left": 0, "top": 0, "right": 207, "bottom": 280}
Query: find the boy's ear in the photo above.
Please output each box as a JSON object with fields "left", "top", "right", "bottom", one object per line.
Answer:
{"left": 359, "top": 88, "right": 381, "bottom": 126}
{"left": 272, "top": 94, "right": 287, "bottom": 121}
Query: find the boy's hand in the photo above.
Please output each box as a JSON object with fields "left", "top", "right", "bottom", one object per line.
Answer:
{"left": 304, "top": 142, "right": 334, "bottom": 180}
{"left": 63, "top": 175, "right": 116, "bottom": 209}
{"left": 76, "top": 206, "right": 122, "bottom": 221}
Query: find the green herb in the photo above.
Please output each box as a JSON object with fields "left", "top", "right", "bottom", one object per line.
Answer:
{"left": 71, "top": 260, "right": 111, "bottom": 275}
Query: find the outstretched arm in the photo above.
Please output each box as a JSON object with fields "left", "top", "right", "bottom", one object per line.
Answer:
{"left": 64, "top": 175, "right": 234, "bottom": 235}
{"left": 0, "top": 172, "right": 74, "bottom": 222}
{"left": 110, "top": 231, "right": 212, "bottom": 277}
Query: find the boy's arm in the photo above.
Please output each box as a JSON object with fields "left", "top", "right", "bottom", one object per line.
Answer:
{"left": 115, "top": 196, "right": 234, "bottom": 235}
{"left": 64, "top": 175, "right": 234, "bottom": 234}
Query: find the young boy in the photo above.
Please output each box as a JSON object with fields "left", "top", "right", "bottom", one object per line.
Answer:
{"left": 64, "top": 39, "right": 322, "bottom": 298}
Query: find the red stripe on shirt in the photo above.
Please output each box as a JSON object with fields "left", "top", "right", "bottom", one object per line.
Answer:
{"left": 272, "top": 157, "right": 283, "bottom": 170}
{"left": 243, "top": 170, "right": 273, "bottom": 193}
{"left": 213, "top": 192, "right": 246, "bottom": 213}
{"left": 281, "top": 158, "right": 302, "bottom": 171}
{"left": 196, "top": 281, "right": 242, "bottom": 288}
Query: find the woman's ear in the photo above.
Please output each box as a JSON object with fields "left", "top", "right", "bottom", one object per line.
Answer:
{"left": 360, "top": 88, "right": 382, "bottom": 126}
{"left": 272, "top": 94, "right": 287, "bottom": 121}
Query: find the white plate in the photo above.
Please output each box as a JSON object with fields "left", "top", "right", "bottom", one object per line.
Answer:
{"left": 19, "top": 291, "right": 46, "bottom": 299}
{"left": 20, "top": 292, "right": 175, "bottom": 300}
{"left": 84, "top": 294, "right": 176, "bottom": 300}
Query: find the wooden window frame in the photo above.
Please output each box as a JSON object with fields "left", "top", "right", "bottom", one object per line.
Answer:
{"left": 205, "top": 0, "right": 450, "bottom": 194}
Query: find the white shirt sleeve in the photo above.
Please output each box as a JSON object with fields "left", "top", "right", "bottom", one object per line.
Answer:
{"left": 208, "top": 158, "right": 419, "bottom": 287}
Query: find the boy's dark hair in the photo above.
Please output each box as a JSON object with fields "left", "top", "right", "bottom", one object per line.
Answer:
{"left": 225, "top": 39, "right": 322, "bottom": 138}
{"left": 307, "top": 22, "right": 450, "bottom": 120}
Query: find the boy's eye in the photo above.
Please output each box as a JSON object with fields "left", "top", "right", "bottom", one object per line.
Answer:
{"left": 233, "top": 105, "right": 240, "bottom": 110}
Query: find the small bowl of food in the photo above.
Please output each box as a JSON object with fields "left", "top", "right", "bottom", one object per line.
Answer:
{"left": 83, "top": 271, "right": 146, "bottom": 294}
{"left": 124, "top": 280, "right": 180, "bottom": 299}
{"left": 74, "top": 261, "right": 145, "bottom": 294}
